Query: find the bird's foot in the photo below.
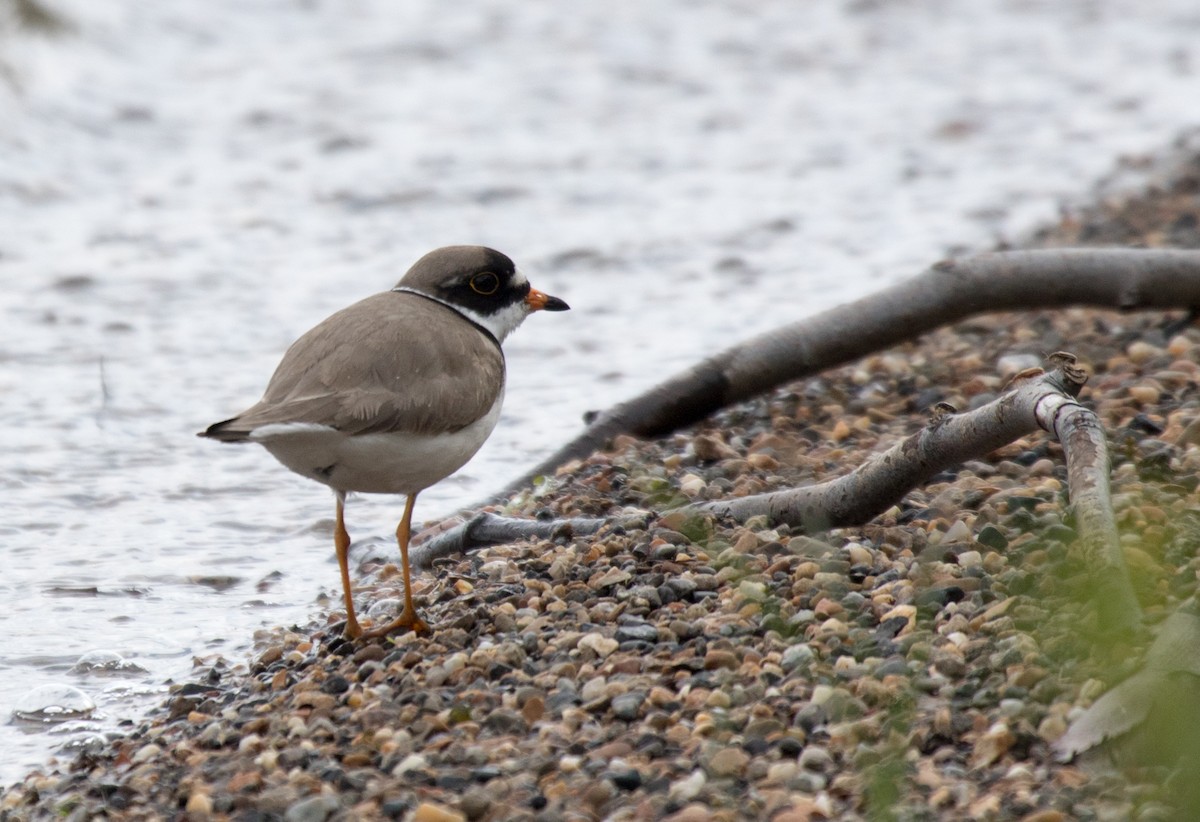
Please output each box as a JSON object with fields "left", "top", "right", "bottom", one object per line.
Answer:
{"left": 341, "top": 617, "right": 363, "bottom": 640}
{"left": 359, "top": 608, "right": 430, "bottom": 639}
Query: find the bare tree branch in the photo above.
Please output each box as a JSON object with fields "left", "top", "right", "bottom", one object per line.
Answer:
{"left": 698, "top": 368, "right": 1077, "bottom": 527}
{"left": 410, "top": 513, "right": 610, "bottom": 570}
{"left": 1042, "top": 354, "right": 1139, "bottom": 633}
{"left": 486, "top": 248, "right": 1200, "bottom": 503}
{"left": 701, "top": 354, "right": 1137, "bottom": 631}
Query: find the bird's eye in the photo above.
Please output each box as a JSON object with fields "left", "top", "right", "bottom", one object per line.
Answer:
{"left": 469, "top": 272, "right": 500, "bottom": 295}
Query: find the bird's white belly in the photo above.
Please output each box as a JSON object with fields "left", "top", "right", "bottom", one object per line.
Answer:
{"left": 251, "top": 394, "right": 504, "bottom": 495}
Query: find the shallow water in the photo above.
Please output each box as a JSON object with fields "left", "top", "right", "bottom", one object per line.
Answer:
{"left": 1, "top": 0, "right": 1198, "bottom": 786}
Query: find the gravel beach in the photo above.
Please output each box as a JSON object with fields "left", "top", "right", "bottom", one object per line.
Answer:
{"left": 5, "top": 148, "right": 1200, "bottom": 821}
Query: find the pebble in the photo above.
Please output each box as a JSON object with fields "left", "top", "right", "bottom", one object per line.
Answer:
{"left": 392, "top": 753, "right": 428, "bottom": 776}
{"left": 668, "top": 770, "right": 707, "bottom": 803}
{"left": 611, "top": 692, "right": 644, "bottom": 720}
{"left": 615, "top": 622, "right": 659, "bottom": 643}
{"left": 664, "top": 805, "right": 714, "bottom": 822}
{"left": 577, "top": 632, "right": 619, "bottom": 658}
{"left": 410, "top": 802, "right": 466, "bottom": 822}
{"left": 707, "top": 747, "right": 750, "bottom": 777}
{"left": 781, "top": 644, "right": 815, "bottom": 670}
{"left": 1126, "top": 341, "right": 1163, "bottom": 364}
{"left": 284, "top": 795, "right": 340, "bottom": 822}
{"left": 943, "top": 520, "right": 973, "bottom": 544}
{"left": 798, "top": 745, "right": 833, "bottom": 772}
{"left": 955, "top": 549, "right": 983, "bottom": 568}
{"left": 972, "top": 723, "right": 1015, "bottom": 768}
{"left": 185, "top": 792, "right": 213, "bottom": 814}
{"left": 130, "top": 744, "right": 162, "bottom": 765}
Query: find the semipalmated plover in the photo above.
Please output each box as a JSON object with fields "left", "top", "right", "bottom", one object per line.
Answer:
{"left": 200, "top": 246, "right": 569, "bottom": 638}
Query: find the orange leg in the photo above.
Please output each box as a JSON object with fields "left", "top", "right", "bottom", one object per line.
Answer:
{"left": 335, "top": 492, "right": 363, "bottom": 639}
{"left": 360, "top": 492, "right": 430, "bottom": 638}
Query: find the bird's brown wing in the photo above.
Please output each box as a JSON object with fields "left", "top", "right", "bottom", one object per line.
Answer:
{"left": 202, "top": 292, "right": 504, "bottom": 441}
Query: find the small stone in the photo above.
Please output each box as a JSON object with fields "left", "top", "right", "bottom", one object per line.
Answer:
{"left": 977, "top": 525, "right": 1009, "bottom": 550}
{"left": 251, "top": 644, "right": 292, "bottom": 671}
{"left": 997, "top": 353, "right": 1042, "bottom": 376}
{"left": 668, "top": 770, "right": 707, "bottom": 803}
{"left": 131, "top": 743, "right": 161, "bottom": 765}
{"left": 521, "top": 695, "right": 545, "bottom": 724}
{"left": 578, "top": 632, "right": 619, "bottom": 658}
{"left": 582, "top": 779, "right": 616, "bottom": 807}
{"left": 592, "top": 567, "right": 632, "bottom": 590}
{"left": 813, "top": 598, "right": 843, "bottom": 618}
{"left": 664, "top": 804, "right": 714, "bottom": 822}
{"left": 411, "top": 802, "right": 466, "bottom": 822}
{"left": 392, "top": 753, "right": 428, "bottom": 776}
{"left": 284, "top": 795, "right": 339, "bottom": 822}
{"left": 666, "top": 578, "right": 698, "bottom": 599}
{"left": 692, "top": 434, "right": 739, "bottom": 461}
{"left": 955, "top": 549, "right": 983, "bottom": 568}
{"left": 703, "top": 649, "right": 739, "bottom": 670}
{"left": 943, "top": 520, "right": 973, "bottom": 544}
{"left": 844, "top": 542, "right": 873, "bottom": 565}
{"left": 460, "top": 788, "right": 491, "bottom": 821}
{"left": 1017, "top": 811, "right": 1065, "bottom": 822}
{"left": 679, "top": 474, "right": 707, "bottom": 497}
{"left": 971, "top": 722, "right": 1015, "bottom": 768}
{"left": 781, "top": 644, "right": 815, "bottom": 671}
{"left": 186, "top": 792, "right": 213, "bottom": 814}
{"left": 1127, "top": 340, "right": 1163, "bottom": 364}
{"left": 608, "top": 767, "right": 643, "bottom": 791}
{"left": 1128, "top": 384, "right": 1161, "bottom": 406}
{"left": 737, "top": 579, "right": 768, "bottom": 602}
{"left": 798, "top": 745, "right": 833, "bottom": 772}
{"left": 706, "top": 747, "right": 750, "bottom": 777}
{"left": 615, "top": 622, "right": 659, "bottom": 644}
{"left": 1167, "top": 335, "right": 1194, "bottom": 357}
{"left": 773, "top": 798, "right": 823, "bottom": 822}
{"left": 580, "top": 677, "right": 608, "bottom": 702}
{"left": 611, "top": 692, "right": 644, "bottom": 721}
{"left": 705, "top": 690, "right": 732, "bottom": 709}
{"left": 1037, "top": 713, "right": 1068, "bottom": 744}
{"left": 763, "top": 761, "right": 798, "bottom": 786}
{"left": 747, "top": 452, "right": 779, "bottom": 470}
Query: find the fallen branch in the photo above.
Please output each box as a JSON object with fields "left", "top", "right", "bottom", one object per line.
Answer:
{"left": 410, "top": 513, "right": 609, "bottom": 570}
{"left": 489, "top": 248, "right": 1200, "bottom": 501}
{"left": 702, "top": 353, "right": 1137, "bottom": 631}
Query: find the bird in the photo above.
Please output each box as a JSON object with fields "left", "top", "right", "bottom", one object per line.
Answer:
{"left": 199, "top": 246, "right": 569, "bottom": 639}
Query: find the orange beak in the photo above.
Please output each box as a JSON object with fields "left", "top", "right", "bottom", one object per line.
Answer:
{"left": 526, "top": 287, "right": 570, "bottom": 312}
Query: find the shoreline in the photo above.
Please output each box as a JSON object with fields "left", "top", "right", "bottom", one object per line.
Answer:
{"left": 5, "top": 149, "right": 1200, "bottom": 820}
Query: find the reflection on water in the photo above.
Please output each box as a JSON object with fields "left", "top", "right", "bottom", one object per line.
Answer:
{"left": 3, "top": 0, "right": 1200, "bottom": 787}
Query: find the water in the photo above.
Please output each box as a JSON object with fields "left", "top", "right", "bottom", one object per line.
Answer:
{"left": 2, "top": 0, "right": 1198, "bottom": 787}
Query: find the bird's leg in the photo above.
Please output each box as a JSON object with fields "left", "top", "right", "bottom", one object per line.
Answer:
{"left": 335, "top": 491, "right": 363, "bottom": 639}
{"left": 361, "top": 492, "right": 430, "bottom": 638}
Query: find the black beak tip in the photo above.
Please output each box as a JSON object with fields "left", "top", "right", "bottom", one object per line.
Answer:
{"left": 544, "top": 295, "right": 570, "bottom": 312}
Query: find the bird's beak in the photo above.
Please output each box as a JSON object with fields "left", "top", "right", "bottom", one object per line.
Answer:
{"left": 526, "top": 287, "right": 570, "bottom": 312}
